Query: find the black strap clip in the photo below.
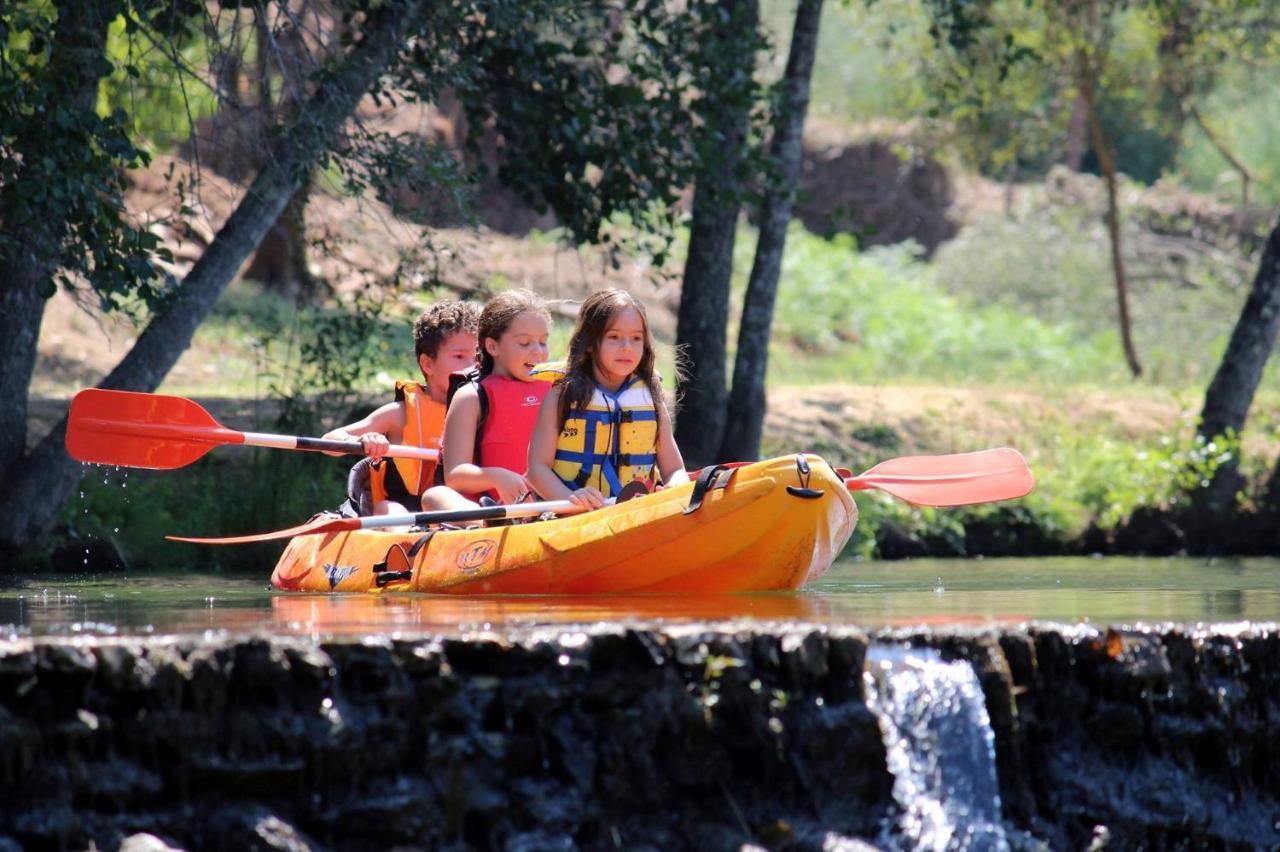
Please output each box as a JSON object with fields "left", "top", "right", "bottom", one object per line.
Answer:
{"left": 787, "top": 453, "right": 824, "bottom": 499}
{"left": 372, "top": 531, "right": 435, "bottom": 586}
{"left": 684, "top": 464, "right": 735, "bottom": 515}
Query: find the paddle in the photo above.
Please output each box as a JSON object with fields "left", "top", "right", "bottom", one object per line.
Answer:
{"left": 66, "top": 388, "right": 438, "bottom": 470}
{"left": 169, "top": 450, "right": 1031, "bottom": 546}
{"left": 844, "top": 447, "right": 1033, "bottom": 507}
{"left": 167, "top": 499, "right": 589, "bottom": 545}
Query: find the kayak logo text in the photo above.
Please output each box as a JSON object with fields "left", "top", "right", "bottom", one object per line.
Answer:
{"left": 324, "top": 562, "right": 359, "bottom": 590}
{"left": 457, "top": 539, "right": 496, "bottom": 573}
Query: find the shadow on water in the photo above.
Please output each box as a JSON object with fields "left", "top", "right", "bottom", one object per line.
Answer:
{"left": 1, "top": 555, "right": 1278, "bottom": 637}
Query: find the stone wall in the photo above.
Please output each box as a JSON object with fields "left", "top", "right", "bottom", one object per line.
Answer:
{"left": 1, "top": 624, "right": 1277, "bottom": 851}
{"left": 0, "top": 629, "right": 890, "bottom": 851}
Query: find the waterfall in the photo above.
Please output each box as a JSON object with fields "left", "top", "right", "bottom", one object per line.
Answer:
{"left": 865, "top": 645, "right": 1010, "bottom": 852}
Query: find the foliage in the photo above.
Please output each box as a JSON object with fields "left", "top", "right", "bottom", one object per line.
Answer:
{"left": 100, "top": 10, "right": 219, "bottom": 151}
{"left": 447, "top": 0, "right": 772, "bottom": 266}
{"left": 931, "top": 179, "right": 1259, "bottom": 386}
{"left": 739, "top": 224, "right": 1121, "bottom": 385}
{"left": 0, "top": 1, "right": 192, "bottom": 308}
{"left": 760, "top": 0, "right": 932, "bottom": 123}
{"left": 1176, "top": 63, "right": 1280, "bottom": 206}
{"left": 64, "top": 452, "right": 347, "bottom": 572}
{"left": 836, "top": 416, "right": 1248, "bottom": 560}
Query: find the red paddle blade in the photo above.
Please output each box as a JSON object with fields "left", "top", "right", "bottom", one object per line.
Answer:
{"left": 167, "top": 514, "right": 362, "bottom": 545}
{"left": 66, "top": 389, "right": 244, "bottom": 470}
{"left": 847, "top": 448, "right": 1034, "bottom": 507}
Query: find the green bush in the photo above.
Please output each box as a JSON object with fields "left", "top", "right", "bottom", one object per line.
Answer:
{"left": 738, "top": 225, "right": 1120, "bottom": 385}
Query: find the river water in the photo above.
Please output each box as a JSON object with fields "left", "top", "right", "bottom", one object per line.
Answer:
{"left": 3, "top": 555, "right": 1277, "bottom": 638}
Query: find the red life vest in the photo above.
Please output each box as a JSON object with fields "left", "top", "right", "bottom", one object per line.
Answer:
{"left": 476, "top": 374, "right": 549, "bottom": 474}
{"left": 436, "top": 371, "right": 551, "bottom": 501}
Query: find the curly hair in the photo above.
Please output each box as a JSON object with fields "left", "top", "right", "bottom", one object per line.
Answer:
{"left": 413, "top": 300, "right": 480, "bottom": 360}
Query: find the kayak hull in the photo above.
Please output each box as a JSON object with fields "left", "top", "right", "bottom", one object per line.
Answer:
{"left": 270, "top": 454, "right": 857, "bottom": 594}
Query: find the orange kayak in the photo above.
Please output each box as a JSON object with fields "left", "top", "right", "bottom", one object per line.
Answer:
{"left": 271, "top": 454, "right": 857, "bottom": 594}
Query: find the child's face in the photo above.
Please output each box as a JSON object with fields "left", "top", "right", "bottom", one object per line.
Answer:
{"left": 485, "top": 311, "right": 550, "bottom": 380}
{"left": 419, "top": 330, "right": 478, "bottom": 399}
{"left": 592, "top": 307, "right": 646, "bottom": 386}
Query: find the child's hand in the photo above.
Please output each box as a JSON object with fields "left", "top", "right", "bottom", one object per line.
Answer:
{"left": 489, "top": 468, "right": 530, "bottom": 505}
{"left": 568, "top": 487, "right": 605, "bottom": 510}
{"left": 359, "top": 432, "right": 390, "bottom": 461}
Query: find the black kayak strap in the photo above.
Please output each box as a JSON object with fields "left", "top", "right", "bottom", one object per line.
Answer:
{"left": 684, "top": 465, "right": 735, "bottom": 515}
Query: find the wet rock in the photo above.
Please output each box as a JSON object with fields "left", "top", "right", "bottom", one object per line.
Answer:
{"left": 910, "top": 625, "right": 1280, "bottom": 850}
{"left": 207, "top": 807, "right": 317, "bottom": 852}
{"left": 1, "top": 625, "right": 1275, "bottom": 850}
{"left": 119, "top": 832, "right": 184, "bottom": 852}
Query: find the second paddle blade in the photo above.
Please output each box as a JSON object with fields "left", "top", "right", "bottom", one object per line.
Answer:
{"left": 66, "top": 389, "right": 240, "bottom": 470}
{"left": 848, "top": 448, "right": 1035, "bottom": 507}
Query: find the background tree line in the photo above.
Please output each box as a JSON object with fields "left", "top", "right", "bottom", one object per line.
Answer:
{"left": 3, "top": 0, "right": 1279, "bottom": 562}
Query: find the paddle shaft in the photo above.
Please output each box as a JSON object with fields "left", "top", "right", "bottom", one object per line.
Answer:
{"left": 358, "top": 499, "right": 581, "bottom": 529}
{"left": 74, "top": 416, "right": 439, "bottom": 457}
{"left": 232, "top": 430, "right": 437, "bottom": 459}
{"left": 166, "top": 497, "right": 604, "bottom": 543}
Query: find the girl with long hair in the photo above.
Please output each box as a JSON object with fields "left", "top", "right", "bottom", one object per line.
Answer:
{"left": 422, "top": 289, "right": 552, "bottom": 510}
{"left": 527, "top": 289, "right": 688, "bottom": 509}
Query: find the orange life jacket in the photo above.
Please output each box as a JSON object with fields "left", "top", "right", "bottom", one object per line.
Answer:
{"left": 369, "top": 381, "right": 445, "bottom": 509}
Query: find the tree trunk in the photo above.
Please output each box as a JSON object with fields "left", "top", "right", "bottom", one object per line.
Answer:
{"left": 1189, "top": 107, "right": 1256, "bottom": 208}
{"left": 674, "top": 0, "right": 760, "bottom": 468}
{"left": 1196, "top": 215, "right": 1280, "bottom": 513}
{"left": 1079, "top": 68, "right": 1143, "bottom": 378}
{"left": 243, "top": 4, "right": 318, "bottom": 296}
{"left": 243, "top": 186, "right": 318, "bottom": 296}
{"left": 1064, "top": 94, "right": 1088, "bottom": 171}
{"left": 0, "top": 0, "right": 424, "bottom": 554}
{"left": 719, "top": 0, "right": 824, "bottom": 462}
{"left": 0, "top": 2, "right": 119, "bottom": 489}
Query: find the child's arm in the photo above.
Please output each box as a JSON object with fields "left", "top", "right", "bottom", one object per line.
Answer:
{"left": 654, "top": 396, "right": 689, "bottom": 487}
{"left": 321, "top": 401, "right": 405, "bottom": 459}
{"left": 527, "top": 387, "right": 605, "bottom": 508}
{"left": 440, "top": 385, "right": 528, "bottom": 504}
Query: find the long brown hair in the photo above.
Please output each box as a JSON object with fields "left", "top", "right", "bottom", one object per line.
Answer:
{"left": 556, "top": 289, "right": 661, "bottom": 427}
{"left": 477, "top": 289, "right": 551, "bottom": 377}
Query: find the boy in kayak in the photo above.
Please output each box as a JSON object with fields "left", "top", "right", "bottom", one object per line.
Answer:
{"left": 421, "top": 289, "right": 553, "bottom": 510}
{"left": 324, "top": 300, "right": 479, "bottom": 514}
{"left": 527, "top": 288, "right": 688, "bottom": 510}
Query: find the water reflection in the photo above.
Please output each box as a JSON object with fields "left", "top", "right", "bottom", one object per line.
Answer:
{"left": 1, "top": 556, "right": 1278, "bottom": 638}
{"left": 267, "top": 591, "right": 835, "bottom": 636}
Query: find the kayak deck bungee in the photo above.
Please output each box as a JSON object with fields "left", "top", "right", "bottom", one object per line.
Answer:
{"left": 271, "top": 454, "right": 857, "bottom": 595}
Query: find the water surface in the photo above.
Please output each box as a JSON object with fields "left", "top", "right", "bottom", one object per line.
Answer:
{"left": 2, "top": 556, "right": 1276, "bottom": 638}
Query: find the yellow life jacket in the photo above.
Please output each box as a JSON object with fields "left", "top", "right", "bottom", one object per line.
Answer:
{"left": 369, "top": 381, "right": 445, "bottom": 508}
{"left": 528, "top": 360, "right": 567, "bottom": 383}
{"left": 552, "top": 377, "right": 658, "bottom": 497}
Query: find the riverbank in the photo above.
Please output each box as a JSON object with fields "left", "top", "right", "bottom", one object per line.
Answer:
{"left": 2, "top": 622, "right": 1276, "bottom": 850}
{"left": 26, "top": 375, "right": 1280, "bottom": 573}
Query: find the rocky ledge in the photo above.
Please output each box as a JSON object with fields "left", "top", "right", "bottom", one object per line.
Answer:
{"left": 0, "top": 623, "right": 1277, "bottom": 851}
